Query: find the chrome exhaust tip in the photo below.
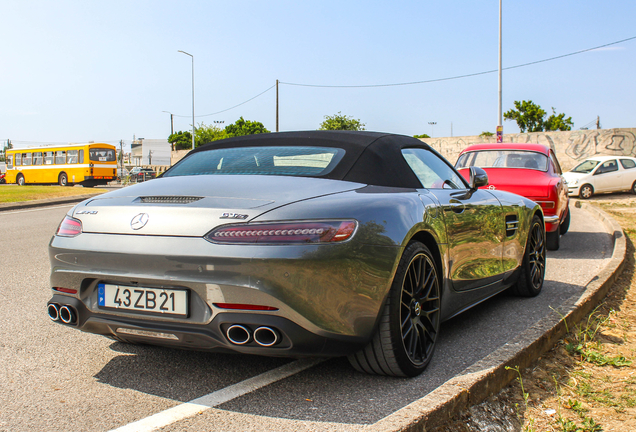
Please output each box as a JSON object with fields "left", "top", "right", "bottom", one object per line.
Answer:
{"left": 226, "top": 324, "right": 251, "bottom": 345}
{"left": 253, "top": 326, "right": 279, "bottom": 347}
{"left": 59, "top": 305, "right": 77, "bottom": 325}
{"left": 47, "top": 303, "right": 60, "bottom": 321}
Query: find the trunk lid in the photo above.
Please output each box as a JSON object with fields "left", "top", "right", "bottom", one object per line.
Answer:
{"left": 75, "top": 175, "right": 364, "bottom": 236}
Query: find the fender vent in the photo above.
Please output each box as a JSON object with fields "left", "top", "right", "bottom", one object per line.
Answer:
{"left": 139, "top": 196, "right": 203, "bottom": 204}
{"left": 505, "top": 215, "right": 519, "bottom": 237}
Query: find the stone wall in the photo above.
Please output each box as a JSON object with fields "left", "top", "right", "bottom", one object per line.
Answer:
{"left": 424, "top": 128, "right": 636, "bottom": 171}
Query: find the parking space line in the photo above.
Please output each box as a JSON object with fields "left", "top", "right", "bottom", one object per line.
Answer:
{"left": 109, "top": 358, "right": 324, "bottom": 432}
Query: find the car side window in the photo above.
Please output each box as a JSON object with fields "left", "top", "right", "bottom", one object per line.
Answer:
{"left": 402, "top": 148, "right": 465, "bottom": 189}
{"left": 549, "top": 151, "right": 562, "bottom": 175}
{"left": 595, "top": 160, "right": 618, "bottom": 175}
{"left": 620, "top": 159, "right": 636, "bottom": 170}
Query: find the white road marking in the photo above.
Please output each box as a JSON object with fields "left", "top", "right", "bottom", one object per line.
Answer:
{"left": 0, "top": 204, "right": 74, "bottom": 215}
{"left": 109, "top": 358, "right": 324, "bottom": 432}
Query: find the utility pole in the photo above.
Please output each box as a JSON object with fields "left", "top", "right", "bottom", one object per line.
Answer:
{"left": 596, "top": 116, "right": 601, "bottom": 129}
{"left": 497, "top": 0, "right": 503, "bottom": 143}
{"left": 119, "top": 140, "right": 124, "bottom": 182}
{"left": 276, "top": 79, "right": 279, "bottom": 132}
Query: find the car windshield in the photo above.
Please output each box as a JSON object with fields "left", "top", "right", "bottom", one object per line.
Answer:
{"left": 164, "top": 146, "right": 345, "bottom": 178}
{"left": 456, "top": 150, "right": 548, "bottom": 171}
{"left": 571, "top": 160, "right": 600, "bottom": 173}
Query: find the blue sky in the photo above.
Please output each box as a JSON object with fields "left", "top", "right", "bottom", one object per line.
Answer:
{"left": 2, "top": 1, "right": 635, "bottom": 150}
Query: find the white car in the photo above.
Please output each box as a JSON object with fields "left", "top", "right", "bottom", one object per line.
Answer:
{"left": 562, "top": 155, "right": 636, "bottom": 198}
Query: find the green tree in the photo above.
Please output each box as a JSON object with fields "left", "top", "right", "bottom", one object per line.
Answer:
{"left": 504, "top": 100, "right": 546, "bottom": 132}
{"left": 195, "top": 122, "right": 228, "bottom": 146}
{"left": 318, "top": 112, "right": 366, "bottom": 131}
{"left": 168, "top": 130, "right": 193, "bottom": 150}
{"left": 413, "top": 134, "right": 430, "bottom": 139}
{"left": 544, "top": 108, "right": 573, "bottom": 131}
{"left": 504, "top": 100, "right": 573, "bottom": 132}
{"left": 479, "top": 131, "right": 494, "bottom": 138}
{"left": 224, "top": 117, "right": 270, "bottom": 138}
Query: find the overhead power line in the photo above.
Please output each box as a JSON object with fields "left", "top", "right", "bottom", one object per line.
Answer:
{"left": 174, "top": 84, "right": 276, "bottom": 118}
{"left": 280, "top": 35, "right": 636, "bottom": 88}
{"left": 172, "top": 35, "right": 635, "bottom": 118}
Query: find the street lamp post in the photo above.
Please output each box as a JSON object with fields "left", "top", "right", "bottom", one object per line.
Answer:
{"left": 428, "top": 121, "right": 437, "bottom": 138}
{"left": 178, "top": 50, "right": 195, "bottom": 150}
{"left": 162, "top": 111, "right": 174, "bottom": 135}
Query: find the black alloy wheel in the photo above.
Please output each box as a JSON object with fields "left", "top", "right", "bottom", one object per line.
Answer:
{"left": 509, "top": 215, "right": 546, "bottom": 297}
{"left": 347, "top": 242, "right": 441, "bottom": 377}
{"left": 398, "top": 249, "right": 441, "bottom": 370}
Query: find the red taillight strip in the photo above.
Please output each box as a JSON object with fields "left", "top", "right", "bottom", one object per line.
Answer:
{"left": 206, "top": 220, "right": 358, "bottom": 244}
{"left": 213, "top": 303, "right": 278, "bottom": 311}
{"left": 56, "top": 216, "right": 82, "bottom": 237}
{"left": 53, "top": 287, "right": 78, "bottom": 294}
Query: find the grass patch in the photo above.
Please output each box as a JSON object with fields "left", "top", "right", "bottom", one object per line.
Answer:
{"left": 0, "top": 185, "right": 106, "bottom": 203}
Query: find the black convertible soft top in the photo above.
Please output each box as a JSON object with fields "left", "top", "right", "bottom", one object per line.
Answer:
{"left": 183, "top": 131, "right": 442, "bottom": 189}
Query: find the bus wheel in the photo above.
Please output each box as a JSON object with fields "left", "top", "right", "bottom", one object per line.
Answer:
{"left": 58, "top": 172, "right": 68, "bottom": 186}
{"left": 17, "top": 174, "right": 25, "bottom": 186}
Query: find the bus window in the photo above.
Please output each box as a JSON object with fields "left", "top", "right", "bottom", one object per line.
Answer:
{"left": 15, "top": 153, "right": 22, "bottom": 166}
{"left": 79, "top": 150, "right": 84, "bottom": 163}
{"left": 44, "top": 151, "right": 54, "bottom": 165}
{"left": 55, "top": 151, "right": 66, "bottom": 164}
{"left": 23, "top": 153, "right": 32, "bottom": 166}
{"left": 7, "top": 155, "right": 13, "bottom": 169}
{"left": 67, "top": 150, "right": 78, "bottom": 164}
{"left": 33, "top": 152, "right": 43, "bottom": 165}
{"left": 89, "top": 148, "right": 116, "bottom": 162}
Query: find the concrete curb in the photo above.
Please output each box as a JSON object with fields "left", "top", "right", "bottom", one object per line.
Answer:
{"left": 0, "top": 193, "right": 104, "bottom": 212}
{"left": 367, "top": 202, "right": 627, "bottom": 432}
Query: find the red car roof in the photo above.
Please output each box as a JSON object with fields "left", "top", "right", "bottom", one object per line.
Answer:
{"left": 460, "top": 143, "right": 551, "bottom": 156}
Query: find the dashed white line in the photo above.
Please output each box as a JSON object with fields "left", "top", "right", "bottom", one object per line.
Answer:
{"left": 109, "top": 358, "right": 324, "bottom": 432}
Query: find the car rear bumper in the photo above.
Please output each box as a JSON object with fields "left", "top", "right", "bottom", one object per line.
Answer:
{"left": 48, "top": 233, "right": 401, "bottom": 356}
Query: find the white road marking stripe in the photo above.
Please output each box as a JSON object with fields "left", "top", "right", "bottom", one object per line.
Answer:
{"left": 0, "top": 204, "right": 74, "bottom": 215}
{"left": 109, "top": 358, "right": 324, "bottom": 432}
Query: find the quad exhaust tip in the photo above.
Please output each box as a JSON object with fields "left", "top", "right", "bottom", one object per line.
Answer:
{"left": 253, "top": 326, "right": 279, "bottom": 347}
{"left": 226, "top": 324, "right": 251, "bottom": 345}
{"left": 47, "top": 303, "right": 60, "bottom": 321}
{"left": 48, "top": 303, "right": 77, "bottom": 325}
{"left": 59, "top": 305, "right": 77, "bottom": 325}
{"left": 226, "top": 324, "right": 280, "bottom": 347}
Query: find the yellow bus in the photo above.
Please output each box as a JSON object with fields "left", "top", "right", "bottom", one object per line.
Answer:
{"left": 5, "top": 143, "right": 118, "bottom": 187}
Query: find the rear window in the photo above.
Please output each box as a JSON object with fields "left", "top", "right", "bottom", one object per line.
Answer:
{"left": 620, "top": 159, "right": 636, "bottom": 170}
{"left": 89, "top": 148, "right": 116, "bottom": 162}
{"left": 456, "top": 150, "right": 548, "bottom": 171}
{"left": 164, "top": 146, "right": 345, "bottom": 178}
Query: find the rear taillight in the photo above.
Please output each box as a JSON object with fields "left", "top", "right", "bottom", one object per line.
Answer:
{"left": 56, "top": 216, "right": 82, "bottom": 237}
{"left": 206, "top": 220, "right": 357, "bottom": 244}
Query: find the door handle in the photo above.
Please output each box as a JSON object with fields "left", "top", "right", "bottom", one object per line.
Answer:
{"left": 447, "top": 199, "right": 465, "bottom": 214}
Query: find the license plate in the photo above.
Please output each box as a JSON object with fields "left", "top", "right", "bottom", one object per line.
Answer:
{"left": 97, "top": 283, "right": 188, "bottom": 316}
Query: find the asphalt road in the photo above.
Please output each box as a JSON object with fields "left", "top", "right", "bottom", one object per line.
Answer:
{"left": 0, "top": 204, "right": 613, "bottom": 432}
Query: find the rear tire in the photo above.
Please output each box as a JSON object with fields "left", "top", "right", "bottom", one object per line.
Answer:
{"left": 546, "top": 230, "right": 560, "bottom": 251}
{"left": 16, "top": 174, "right": 25, "bottom": 186}
{"left": 509, "top": 215, "right": 546, "bottom": 297}
{"left": 579, "top": 184, "right": 593, "bottom": 199}
{"left": 559, "top": 208, "right": 570, "bottom": 235}
{"left": 347, "top": 241, "right": 441, "bottom": 377}
{"left": 58, "top": 172, "right": 68, "bottom": 186}
{"left": 631, "top": 181, "right": 636, "bottom": 195}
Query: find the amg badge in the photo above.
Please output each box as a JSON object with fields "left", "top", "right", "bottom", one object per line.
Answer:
{"left": 220, "top": 212, "right": 249, "bottom": 220}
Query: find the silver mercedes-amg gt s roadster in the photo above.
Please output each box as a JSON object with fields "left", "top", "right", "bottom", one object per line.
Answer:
{"left": 48, "top": 131, "right": 546, "bottom": 377}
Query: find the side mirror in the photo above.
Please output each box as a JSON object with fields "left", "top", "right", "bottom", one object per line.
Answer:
{"left": 469, "top": 166, "right": 489, "bottom": 190}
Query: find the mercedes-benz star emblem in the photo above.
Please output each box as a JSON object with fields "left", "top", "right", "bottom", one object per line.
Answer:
{"left": 131, "top": 213, "right": 149, "bottom": 230}
{"left": 488, "top": 185, "right": 497, "bottom": 190}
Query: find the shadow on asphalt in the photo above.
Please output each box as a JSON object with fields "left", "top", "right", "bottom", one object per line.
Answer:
{"left": 92, "top": 279, "right": 585, "bottom": 425}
